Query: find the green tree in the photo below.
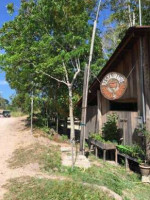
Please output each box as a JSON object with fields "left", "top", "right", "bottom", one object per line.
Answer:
{"left": 0, "top": 0, "right": 103, "bottom": 140}
{"left": 10, "top": 93, "right": 31, "bottom": 113}
{"left": 102, "top": 0, "right": 150, "bottom": 54}
{"left": 0, "top": 94, "right": 9, "bottom": 109}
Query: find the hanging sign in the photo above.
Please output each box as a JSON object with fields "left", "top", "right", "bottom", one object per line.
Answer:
{"left": 100, "top": 72, "right": 127, "bottom": 100}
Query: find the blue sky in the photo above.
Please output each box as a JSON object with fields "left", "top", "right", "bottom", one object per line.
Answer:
{"left": 0, "top": 0, "right": 20, "bottom": 100}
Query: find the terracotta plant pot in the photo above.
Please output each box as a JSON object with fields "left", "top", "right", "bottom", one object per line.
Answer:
{"left": 139, "top": 164, "right": 150, "bottom": 176}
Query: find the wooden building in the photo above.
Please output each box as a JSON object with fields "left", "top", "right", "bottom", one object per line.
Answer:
{"left": 79, "top": 26, "right": 150, "bottom": 145}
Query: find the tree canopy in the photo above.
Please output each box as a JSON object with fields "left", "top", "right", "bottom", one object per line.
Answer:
{"left": 0, "top": 0, "right": 104, "bottom": 133}
{"left": 102, "top": 0, "right": 150, "bottom": 55}
{"left": 1, "top": 0, "right": 149, "bottom": 130}
{"left": 0, "top": 94, "right": 9, "bottom": 109}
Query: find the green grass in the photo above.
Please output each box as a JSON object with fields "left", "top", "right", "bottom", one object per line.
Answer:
{"left": 8, "top": 143, "right": 61, "bottom": 172}
{"left": 59, "top": 161, "right": 140, "bottom": 196}
{"left": 4, "top": 177, "right": 112, "bottom": 200}
{"left": 58, "top": 155, "right": 150, "bottom": 199}
{"left": 10, "top": 111, "right": 25, "bottom": 117}
{"left": 7, "top": 143, "right": 150, "bottom": 200}
{"left": 123, "top": 183, "right": 150, "bottom": 200}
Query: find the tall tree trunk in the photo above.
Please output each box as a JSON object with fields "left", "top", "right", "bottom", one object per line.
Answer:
{"left": 68, "top": 85, "right": 75, "bottom": 168}
{"left": 68, "top": 86, "right": 75, "bottom": 140}
{"left": 56, "top": 112, "right": 59, "bottom": 133}
{"left": 46, "top": 106, "right": 49, "bottom": 128}
{"left": 31, "top": 90, "right": 33, "bottom": 134}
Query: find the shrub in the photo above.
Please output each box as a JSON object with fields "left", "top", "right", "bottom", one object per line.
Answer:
{"left": 102, "top": 113, "right": 119, "bottom": 142}
{"left": 89, "top": 133, "right": 112, "bottom": 144}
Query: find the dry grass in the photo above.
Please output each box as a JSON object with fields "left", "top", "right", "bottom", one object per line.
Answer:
{"left": 8, "top": 143, "right": 61, "bottom": 171}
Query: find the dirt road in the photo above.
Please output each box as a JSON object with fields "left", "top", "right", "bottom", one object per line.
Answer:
{"left": 0, "top": 117, "right": 124, "bottom": 200}
{"left": 0, "top": 117, "right": 42, "bottom": 199}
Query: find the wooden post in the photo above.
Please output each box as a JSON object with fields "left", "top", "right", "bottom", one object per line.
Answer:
{"left": 125, "top": 156, "right": 129, "bottom": 169}
{"left": 135, "top": 42, "right": 143, "bottom": 117}
{"left": 143, "top": 35, "right": 150, "bottom": 161}
{"left": 80, "top": 0, "right": 102, "bottom": 154}
{"left": 139, "top": 37, "right": 146, "bottom": 123}
{"left": 95, "top": 146, "right": 98, "bottom": 158}
{"left": 103, "top": 150, "right": 106, "bottom": 161}
{"left": 97, "top": 90, "right": 102, "bottom": 133}
{"left": 80, "top": 65, "right": 88, "bottom": 152}
{"left": 115, "top": 149, "right": 118, "bottom": 164}
{"left": 139, "top": 0, "right": 142, "bottom": 26}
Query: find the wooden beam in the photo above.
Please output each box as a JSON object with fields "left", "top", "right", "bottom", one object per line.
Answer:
{"left": 143, "top": 35, "right": 150, "bottom": 124}
{"left": 103, "top": 150, "right": 106, "bottom": 161}
{"left": 80, "top": 65, "right": 88, "bottom": 152}
{"left": 135, "top": 39, "right": 143, "bottom": 116}
{"left": 143, "top": 35, "right": 150, "bottom": 161}
{"left": 97, "top": 90, "right": 102, "bottom": 133}
{"left": 95, "top": 147, "right": 98, "bottom": 158}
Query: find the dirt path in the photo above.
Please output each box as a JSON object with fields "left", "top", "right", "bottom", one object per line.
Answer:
{"left": 0, "top": 117, "right": 32, "bottom": 198}
{"left": 0, "top": 117, "right": 123, "bottom": 200}
{"left": 0, "top": 116, "right": 65, "bottom": 199}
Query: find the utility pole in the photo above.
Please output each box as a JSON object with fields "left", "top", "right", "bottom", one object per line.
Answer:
{"left": 138, "top": 0, "right": 146, "bottom": 123}
{"left": 80, "top": 0, "right": 102, "bottom": 153}
{"left": 127, "top": 0, "right": 132, "bottom": 27}
{"left": 80, "top": 65, "right": 88, "bottom": 153}
{"left": 139, "top": 0, "right": 142, "bottom": 26}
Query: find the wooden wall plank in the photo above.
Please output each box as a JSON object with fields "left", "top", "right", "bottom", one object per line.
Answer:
{"left": 97, "top": 90, "right": 102, "bottom": 133}
{"left": 86, "top": 106, "right": 98, "bottom": 138}
{"left": 143, "top": 35, "right": 150, "bottom": 127}
{"left": 86, "top": 33, "right": 150, "bottom": 146}
{"left": 135, "top": 38, "right": 143, "bottom": 116}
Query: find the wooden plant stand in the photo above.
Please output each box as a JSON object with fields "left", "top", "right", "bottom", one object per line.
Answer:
{"left": 90, "top": 139, "right": 117, "bottom": 162}
{"left": 117, "top": 151, "right": 139, "bottom": 169}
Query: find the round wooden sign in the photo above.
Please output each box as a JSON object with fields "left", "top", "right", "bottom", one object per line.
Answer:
{"left": 100, "top": 72, "right": 127, "bottom": 100}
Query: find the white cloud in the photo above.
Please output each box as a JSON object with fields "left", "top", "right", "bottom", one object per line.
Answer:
{"left": 0, "top": 80, "right": 8, "bottom": 85}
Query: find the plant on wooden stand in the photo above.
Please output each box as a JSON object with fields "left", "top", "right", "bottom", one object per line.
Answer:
{"left": 136, "top": 126, "right": 150, "bottom": 177}
{"left": 102, "top": 113, "right": 119, "bottom": 143}
{"left": 116, "top": 144, "right": 145, "bottom": 164}
{"left": 89, "top": 113, "right": 119, "bottom": 144}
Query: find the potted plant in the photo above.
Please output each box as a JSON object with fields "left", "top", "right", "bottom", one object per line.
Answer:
{"left": 136, "top": 127, "right": 150, "bottom": 177}
{"left": 139, "top": 162, "right": 150, "bottom": 177}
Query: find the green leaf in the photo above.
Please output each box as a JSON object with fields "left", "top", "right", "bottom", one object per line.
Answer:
{"left": 6, "top": 3, "right": 14, "bottom": 14}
